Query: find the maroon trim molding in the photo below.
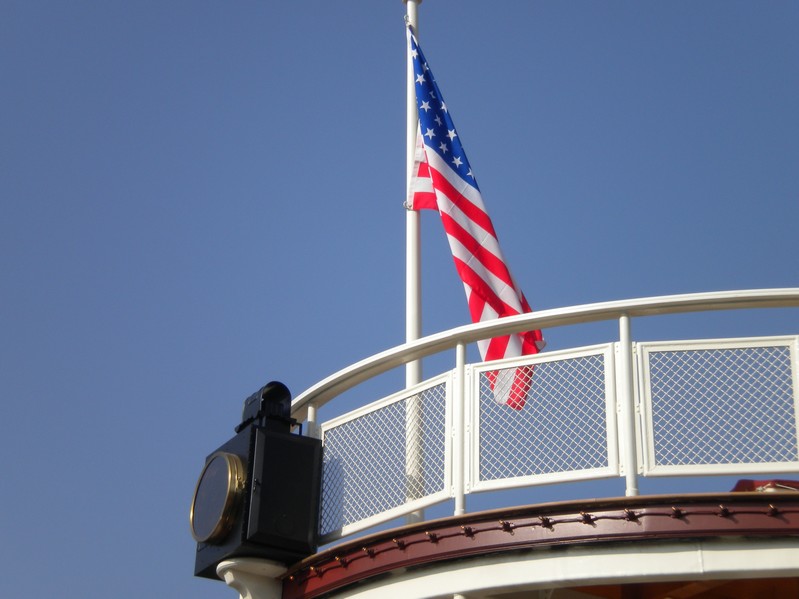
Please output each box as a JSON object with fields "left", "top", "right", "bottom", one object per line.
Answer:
{"left": 283, "top": 493, "right": 799, "bottom": 599}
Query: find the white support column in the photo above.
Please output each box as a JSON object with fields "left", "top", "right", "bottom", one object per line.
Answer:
{"left": 618, "top": 314, "right": 639, "bottom": 496}
{"left": 453, "top": 342, "right": 467, "bottom": 516}
{"left": 405, "top": 0, "right": 422, "bottom": 388}
{"left": 306, "top": 402, "right": 320, "bottom": 439}
{"left": 405, "top": 388, "right": 424, "bottom": 517}
{"left": 404, "top": 0, "right": 424, "bottom": 526}
{"left": 216, "top": 558, "right": 287, "bottom": 599}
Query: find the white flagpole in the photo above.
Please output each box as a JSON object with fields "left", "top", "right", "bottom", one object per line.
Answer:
{"left": 405, "top": 0, "right": 422, "bottom": 386}
{"left": 404, "top": 0, "right": 423, "bottom": 525}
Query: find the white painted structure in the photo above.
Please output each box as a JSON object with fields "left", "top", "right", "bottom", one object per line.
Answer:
{"left": 332, "top": 539, "right": 799, "bottom": 599}
{"left": 214, "top": 289, "right": 799, "bottom": 599}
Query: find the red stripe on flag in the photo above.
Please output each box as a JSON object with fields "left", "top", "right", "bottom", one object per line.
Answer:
{"left": 407, "top": 126, "right": 438, "bottom": 210}
{"left": 452, "top": 256, "right": 521, "bottom": 324}
{"left": 442, "top": 211, "right": 517, "bottom": 294}
{"left": 428, "top": 165, "right": 498, "bottom": 239}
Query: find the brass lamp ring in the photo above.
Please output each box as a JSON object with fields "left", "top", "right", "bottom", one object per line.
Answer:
{"left": 189, "top": 451, "right": 246, "bottom": 543}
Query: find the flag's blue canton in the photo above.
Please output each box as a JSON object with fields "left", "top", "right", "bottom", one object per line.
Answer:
{"left": 410, "top": 33, "right": 478, "bottom": 189}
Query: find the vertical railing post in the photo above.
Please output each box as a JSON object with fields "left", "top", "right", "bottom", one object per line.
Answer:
{"left": 618, "top": 314, "right": 639, "bottom": 496}
{"left": 452, "top": 342, "right": 467, "bottom": 516}
{"left": 306, "top": 403, "right": 320, "bottom": 439}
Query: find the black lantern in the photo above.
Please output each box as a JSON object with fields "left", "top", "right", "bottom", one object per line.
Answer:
{"left": 190, "top": 381, "right": 323, "bottom": 580}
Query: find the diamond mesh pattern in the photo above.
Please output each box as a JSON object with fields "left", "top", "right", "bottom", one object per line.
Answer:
{"left": 320, "top": 383, "right": 447, "bottom": 536}
{"left": 477, "top": 353, "right": 609, "bottom": 481}
{"left": 647, "top": 345, "right": 798, "bottom": 467}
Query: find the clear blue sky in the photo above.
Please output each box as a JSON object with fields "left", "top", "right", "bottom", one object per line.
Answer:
{"left": 1, "top": 2, "right": 797, "bottom": 598}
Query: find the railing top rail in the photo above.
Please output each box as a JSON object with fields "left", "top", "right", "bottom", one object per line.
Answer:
{"left": 291, "top": 288, "right": 799, "bottom": 418}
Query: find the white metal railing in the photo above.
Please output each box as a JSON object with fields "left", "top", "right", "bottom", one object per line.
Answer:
{"left": 319, "top": 375, "right": 450, "bottom": 538}
{"left": 291, "top": 289, "right": 799, "bottom": 543}
{"left": 468, "top": 344, "right": 618, "bottom": 494}
{"left": 638, "top": 336, "right": 799, "bottom": 475}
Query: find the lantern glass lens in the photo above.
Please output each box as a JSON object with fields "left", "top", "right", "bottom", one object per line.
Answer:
{"left": 191, "top": 453, "right": 242, "bottom": 543}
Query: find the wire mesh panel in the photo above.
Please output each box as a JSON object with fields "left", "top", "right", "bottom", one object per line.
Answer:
{"left": 319, "top": 377, "right": 449, "bottom": 541}
{"left": 639, "top": 337, "right": 799, "bottom": 475}
{"left": 470, "top": 345, "right": 618, "bottom": 492}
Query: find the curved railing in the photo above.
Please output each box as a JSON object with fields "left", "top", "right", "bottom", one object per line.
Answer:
{"left": 290, "top": 289, "right": 799, "bottom": 544}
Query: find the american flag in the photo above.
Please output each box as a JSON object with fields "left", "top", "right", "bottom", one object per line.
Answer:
{"left": 406, "top": 26, "right": 544, "bottom": 410}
